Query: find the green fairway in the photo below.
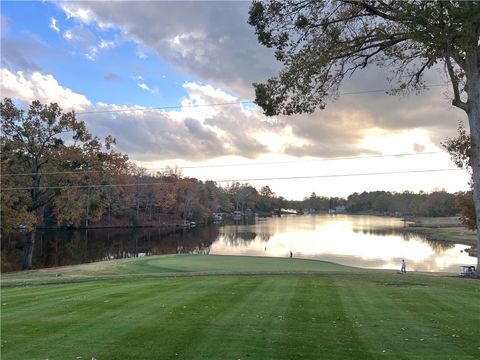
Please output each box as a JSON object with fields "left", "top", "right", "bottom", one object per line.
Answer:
{"left": 1, "top": 255, "right": 479, "bottom": 359}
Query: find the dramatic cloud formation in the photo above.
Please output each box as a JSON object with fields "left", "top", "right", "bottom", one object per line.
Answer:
{"left": 56, "top": 1, "right": 462, "bottom": 154}
{"left": 1, "top": 69, "right": 279, "bottom": 161}
{"left": 1, "top": 65, "right": 462, "bottom": 166}
{"left": 59, "top": 1, "right": 280, "bottom": 98}
{"left": 0, "top": 3, "right": 463, "bottom": 163}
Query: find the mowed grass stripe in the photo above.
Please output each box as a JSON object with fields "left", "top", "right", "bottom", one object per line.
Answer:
{"left": 396, "top": 284, "right": 480, "bottom": 358}
{"left": 1, "top": 255, "right": 479, "bottom": 359}
{"left": 337, "top": 275, "right": 479, "bottom": 359}
{"left": 1, "top": 277, "right": 241, "bottom": 360}
{"left": 91, "top": 276, "right": 266, "bottom": 360}
{"left": 181, "top": 276, "right": 299, "bottom": 359}
{"left": 277, "top": 276, "right": 371, "bottom": 359}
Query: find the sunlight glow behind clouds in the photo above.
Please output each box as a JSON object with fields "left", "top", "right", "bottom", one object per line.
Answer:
{"left": 361, "top": 128, "right": 434, "bottom": 154}
{"left": 0, "top": 1, "right": 471, "bottom": 198}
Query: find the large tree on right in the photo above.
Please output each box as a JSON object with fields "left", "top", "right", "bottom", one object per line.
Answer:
{"left": 249, "top": 0, "right": 480, "bottom": 274}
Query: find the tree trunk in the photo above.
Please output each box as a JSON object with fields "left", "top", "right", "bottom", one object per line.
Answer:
{"left": 22, "top": 230, "right": 35, "bottom": 270}
{"left": 86, "top": 189, "right": 90, "bottom": 227}
{"left": 465, "top": 55, "right": 480, "bottom": 277}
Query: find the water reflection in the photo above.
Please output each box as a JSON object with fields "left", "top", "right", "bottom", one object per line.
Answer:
{"left": 1, "top": 226, "right": 219, "bottom": 272}
{"left": 1, "top": 215, "right": 475, "bottom": 273}
{"left": 211, "top": 215, "right": 476, "bottom": 272}
{"left": 354, "top": 228, "right": 455, "bottom": 252}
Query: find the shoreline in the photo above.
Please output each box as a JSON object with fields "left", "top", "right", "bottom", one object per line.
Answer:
{"left": 401, "top": 216, "right": 477, "bottom": 256}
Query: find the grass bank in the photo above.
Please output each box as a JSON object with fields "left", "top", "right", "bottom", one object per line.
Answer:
{"left": 403, "top": 216, "right": 477, "bottom": 256}
{"left": 1, "top": 255, "right": 479, "bottom": 359}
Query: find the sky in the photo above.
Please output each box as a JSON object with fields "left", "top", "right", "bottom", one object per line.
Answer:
{"left": 0, "top": 0, "right": 471, "bottom": 200}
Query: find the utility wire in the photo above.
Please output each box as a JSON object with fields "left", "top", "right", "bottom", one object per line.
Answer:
{"left": 0, "top": 168, "right": 463, "bottom": 191}
{"left": 0, "top": 151, "right": 447, "bottom": 177}
{"left": 77, "top": 101, "right": 253, "bottom": 115}
{"left": 75, "top": 84, "right": 447, "bottom": 116}
{"left": 168, "top": 151, "right": 445, "bottom": 170}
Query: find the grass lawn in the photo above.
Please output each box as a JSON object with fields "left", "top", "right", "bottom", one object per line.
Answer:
{"left": 1, "top": 255, "right": 479, "bottom": 359}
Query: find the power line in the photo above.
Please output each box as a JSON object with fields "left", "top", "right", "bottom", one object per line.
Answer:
{"left": 0, "top": 168, "right": 463, "bottom": 191}
{"left": 0, "top": 151, "right": 447, "bottom": 177}
{"left": 77, "top": 101, "right": 254, "bottom": 115}
{"left": 170, "top": 151, "right": 445, "bottom": 170}
{"left": 75, "top": 84, "right": 447, "bottom": 116}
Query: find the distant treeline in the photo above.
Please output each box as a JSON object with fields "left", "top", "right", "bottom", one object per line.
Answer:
{"left": 344, "top": 190, "right": 457, "bottom": 217}
{"left": 285, "top": 190, "right": 459, "bottom": 217}
{"left": 0, "top": 97, "right": 466, "bottom": 234}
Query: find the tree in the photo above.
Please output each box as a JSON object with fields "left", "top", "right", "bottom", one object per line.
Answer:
{"left": 444, "top": 122, "right": 477, "bottom": 229}
{"left": 249, "top": 0, "right": 480, "bottom": 274}
{"left": 455, "top": 191, "right": 476, "bottom": 230}
{"left": 1, "top": 98, "right": 91, "bottom": 269}
{"left": 257, "top": 185, "right": 276, "bottom": 213}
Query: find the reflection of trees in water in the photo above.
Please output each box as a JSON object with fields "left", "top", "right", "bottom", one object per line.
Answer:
{"left": 172, "top": 226, "right": 218, "bottom": 255}
{"left": 258, "top": 233, "right": 271, "bottom": 242}
{"left": 223, "top": 217, "right": 257, "bottom": 226}
{"left": 416, "top": 237, "right": 455, "bottom": 252}
{"left": 1, "top": 226, "right": 220, "bottom": 272}
{"left": 353, "top": 227, "right": 399, "bottom": 237}
{"left": 352, "top": 227, "right": 455, "bottom": 252}
{"left": 219, "top": 229, "right": 271, "bottom": 247}
{"left": 221, "top": 231, "right": 256, "bottom": 246}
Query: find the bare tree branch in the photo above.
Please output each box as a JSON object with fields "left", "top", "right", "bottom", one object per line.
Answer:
{"left": 446, "top": 55, "right": 468, "bottom": 112}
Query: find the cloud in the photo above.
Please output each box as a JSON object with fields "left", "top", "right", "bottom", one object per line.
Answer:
{"left": 50, "top": 17, "right": 60, "bottom": 32}
{"left": 99, "top": 38, "right": 114, "bottom": 49}
{"left": 278, "top": 81, "right": 464, "bottom": 158}
{"left": 0, "top": 68, "right": 91, "bottom": 111}
{"left": 61, "top": 26, "right": 115, "bottom": 61}
{"left": 58, "top": 1, "right": 280, "bottom": 99}
{"left": 0, "top": 69, "right": 273, "bottom": 161}
{"left": 86, "top": 87, "right": 270, "bottom": 161}
{"left": 63, "top": 6, "right": 95, "bottom": 25}
{"left": 137, "top": 82, "right": 148, "bottom": 91}
{"left": 63, "top": 30, "right": 73, "bottom": 40}
{"left": 136, "top": 82, "right": 159, "bottom": 95}
{"left": 135, "top": 47, "right": 148, "bottom": 59}
{"left": 55, "top": 2, "right": 465, "bottom": 158}
{"left": 3, "top": 65, "right": 458, "bottom": 164}
{"left": 2, "top": 0, "right": 465, "bottom": 162}
{"left": 85, "top": 46, "right": 98, "bottom": 61}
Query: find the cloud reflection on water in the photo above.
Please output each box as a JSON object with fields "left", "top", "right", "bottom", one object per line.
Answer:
{"left": 211, "top": 214, "right": 475, "bottom": 272}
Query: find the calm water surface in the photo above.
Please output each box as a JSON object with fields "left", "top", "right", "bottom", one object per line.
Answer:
{"left": 212, "top": 214, "right": 476, "bottom": 272}
{"left": 2, "top": 214, "right": 475, "bottom": 272}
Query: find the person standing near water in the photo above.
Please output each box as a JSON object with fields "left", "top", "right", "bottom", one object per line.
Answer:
{"left": 401, "top": 259, "right": 406, "bottom": 273}
{"left": 290, "top": 251, "right": 293, "bottom": 258}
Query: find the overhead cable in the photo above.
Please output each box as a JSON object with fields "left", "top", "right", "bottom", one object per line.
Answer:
{"left": 0, "top": 168, "right": 463, "bottom": 191}
{"left": 1, "top": 151, "right": 446, "bottom": 177}
{"left": 75, "top": 84, "right": 447, "bottom": 116}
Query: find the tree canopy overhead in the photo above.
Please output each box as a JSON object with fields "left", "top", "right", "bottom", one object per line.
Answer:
{"left": 248, "top": 0, "right": 479, "bottom": 116}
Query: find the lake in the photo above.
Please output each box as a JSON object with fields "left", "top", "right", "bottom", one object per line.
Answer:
{"left": 1, "top": 214, "right": 475, "bottom": 272}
